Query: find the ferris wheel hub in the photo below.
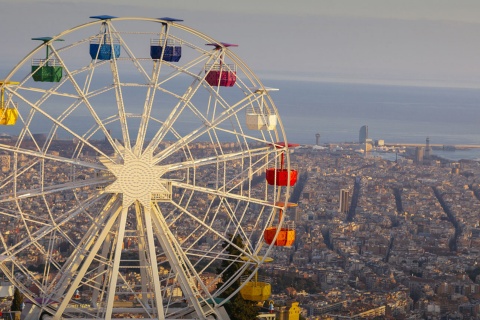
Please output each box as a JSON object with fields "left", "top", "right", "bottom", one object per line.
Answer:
{"left": 104, "top": 147, "right": 170, "bottom": 208}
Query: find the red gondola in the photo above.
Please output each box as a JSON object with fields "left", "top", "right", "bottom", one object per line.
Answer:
{"left": 205, "top": 43, "right": 238, "bottom": 87}
{"left": 265, "top": 142, "right": 299, "bottom": 186}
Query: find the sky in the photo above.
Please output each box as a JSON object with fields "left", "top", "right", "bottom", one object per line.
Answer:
{"left": 1, "top": 0, "right": 480, "bottom": 87}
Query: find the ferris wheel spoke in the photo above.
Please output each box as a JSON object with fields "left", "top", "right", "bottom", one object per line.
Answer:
{"left": 0, "top": 158, "right": 38, "bottom": 191}
{"left": 151, "top": 203, "right": 210, "bottom": 318}
{"left": 53, "top": 201, "right": 123, "bottom": 319}
{"left": 145, "top": 78, "right": 205, "bottom": 155}
{"left": 152, "top": 92, "right": 256, "bottom": 165}
{"left": 49, "top": 45, "right": 125, "bottom": 159}
{"left": 2, "top": 193, "right": 108, "bottom": 259}
{"left": 165, "top": 145, "right": 271, "bottom": 173}
{"left": 134, "top": 59, "right": 162, "bottom": 156}
{"left": 144, "top": 53, "right": 222, "bottom": 155}
{"left": 11, "top": 91, "right": 116, "bottom": 162}
{"left": 171, "top": 180, "right": 273, "bottom": 209}
{"left": 0, "top": 177, "right": 112, "bottom": 204}
{"left": 135, "top": 203, "right": 165, "bottom": 317}
{"left": 11, "top": 85, "right": 79, "bottom": 99}
{"left": 159, "top": 51, "right": 210, "bottom": 83}
{"left": 212, "top": 125, "right": 277, "bottom": 147}
{"left": 168, "top": 200, "right": 254, "bottom": 259}
{"left": 109, "top": 23, "right": 152, "bottom": 82}
{"left": 104, "top": 27, "right": 130, "bottom": 150}
{"left": 50, "top": 195, "right": 120, "bottom": 300}
{"left": 103, "top": 203, "right": 128, "bottom": 320}
{"left": 0, "top": 143, "right": 106, "bottom": 171}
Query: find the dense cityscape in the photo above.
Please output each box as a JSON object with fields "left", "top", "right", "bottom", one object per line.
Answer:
{"left": 0, "top": 131, "right": 479, "bottom": 320}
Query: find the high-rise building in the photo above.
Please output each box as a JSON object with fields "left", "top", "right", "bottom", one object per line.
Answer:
{"left": 415, "top": 146, "right": 424, "bottom": 164}
{"left": 293, "top": 206, "right": 301, "bottom": 223}
{"left": 339, "top": 189, "right": 350, "bottom": 213}
{"left": 315, "top": 133, "right": 320, "bottom": 146}
{"left": 425, "top": 137, "right": 431, "bottom": 159}
{"left": 359, "top": 125, "right": 368, "bottom": 144}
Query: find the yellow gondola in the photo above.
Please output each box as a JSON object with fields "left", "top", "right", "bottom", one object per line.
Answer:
{"left": 239, "top": 256, "right": 273, "bottom": 302}
{"left": 240, "top": 274, "right": 271, "bottom": 302}
{"left": 0, "top": 81, "right": 19, "bottom": 125}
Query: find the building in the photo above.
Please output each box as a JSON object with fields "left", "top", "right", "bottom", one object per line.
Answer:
{"left": 359, "top": 125, "right": 368, "bottom": 144}
{"left": 0, "top": 154, "right": 11, "bottom": 172}
{"left": 339, "top": 189, "right": 350, "bottom": 213}
{"left": 425, "top": 137, "right": 431, "bottom": 159}
{"left": 415, "top": 146, "right": 424, "bottom": 164}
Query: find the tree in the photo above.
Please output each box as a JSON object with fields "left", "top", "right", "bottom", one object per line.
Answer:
{"left": 11, "top": 287, "right": 24, "bottom": 312}
{"left": 217, "top": 234, "right": 258, "bottom": 320}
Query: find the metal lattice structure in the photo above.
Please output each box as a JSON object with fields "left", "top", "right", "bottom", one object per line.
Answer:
{"left": 0, "top": 16, "right": 295, "bottom": 319}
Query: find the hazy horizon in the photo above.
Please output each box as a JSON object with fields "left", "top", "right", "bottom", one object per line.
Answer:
{"left": 2, "top": 1, "right": 480, "bottom": 88}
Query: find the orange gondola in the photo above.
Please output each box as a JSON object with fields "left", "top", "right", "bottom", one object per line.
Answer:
{"left": 264, "top": 202, "right": 297, "bottom": 247}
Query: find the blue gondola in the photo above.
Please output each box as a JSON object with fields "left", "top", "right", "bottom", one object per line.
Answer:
{"left": 89, "top": 15, "right": 121, "bottom": 60}
{"left": 150, "top": 17, "right": 183, "bottom": 62}
{"left": 150, "top": 39, "right": 181, "bottom": 62}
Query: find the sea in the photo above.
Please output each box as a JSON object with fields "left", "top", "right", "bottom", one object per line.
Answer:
{"left": 264, "top": 79, "right": 480, "bottom": 161}
{"left": 4, "top": 77, "right": 480, "bottom": 161}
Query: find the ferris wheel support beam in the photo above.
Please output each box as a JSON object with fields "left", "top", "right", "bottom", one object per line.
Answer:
{"left": 104, "top": 205, "right": 129, "bottom": 320}
{"left": 108, "top": 23, "right": 151, "bottom": 82}
{"left": 134, "top": 203, "right": 153, "bottom": 310}
{"left": 129, "top": 23, "right": 174, "bottom": 156}
{"left": 53, "top": 202, "right": 123, "bottom": 320}
{"left": 151, "top": 204, "right": 214, "bottom": 319}
{"left": 142, "top": 204, "right": 166, "bottom": 320}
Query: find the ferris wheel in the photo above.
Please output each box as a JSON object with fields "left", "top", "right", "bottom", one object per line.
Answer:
{"left": 0, "top": 16, "right": 298, "bottom": 320}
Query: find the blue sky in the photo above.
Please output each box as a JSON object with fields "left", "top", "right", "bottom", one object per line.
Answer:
{"left": 1, "top": 0, "right": 480, "bottom": 87}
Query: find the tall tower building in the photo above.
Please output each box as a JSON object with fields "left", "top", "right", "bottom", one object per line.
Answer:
{"left": 425, "top": 137, "right": 431, "bottom": 159}
{"left": 315, "top": 133, "right": 320, "bottom": 146}
{"left": 339, "top": 189, "right": 350, "bottom": 214}
{"left": 359, "top": 125, "right": 368, "bottom": 144}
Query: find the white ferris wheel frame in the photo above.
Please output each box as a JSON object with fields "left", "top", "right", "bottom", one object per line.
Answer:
{"left": 0, "top": 16, "right": 296, "bottom": 320}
